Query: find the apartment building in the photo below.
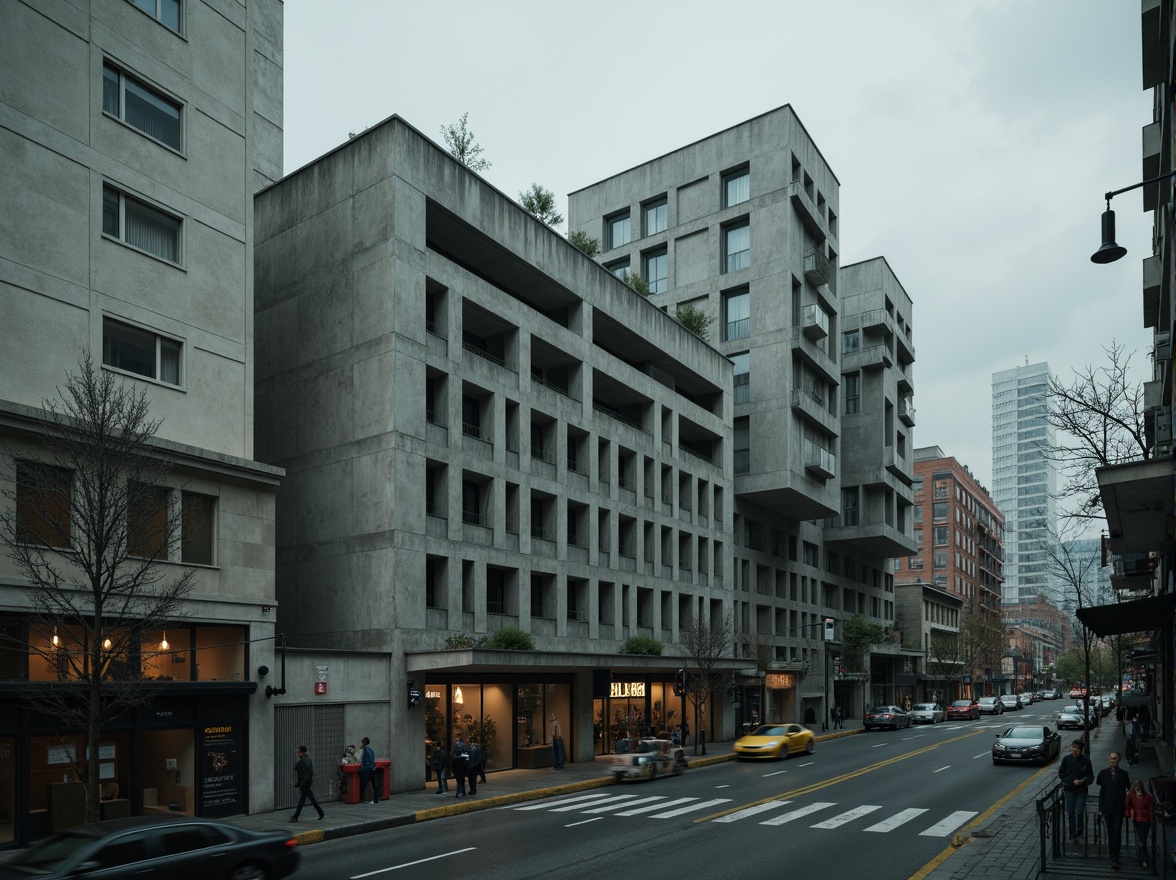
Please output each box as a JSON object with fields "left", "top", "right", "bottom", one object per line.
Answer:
{"left": 991, "top": 361, "right": 1058, "bottom": 606}
{"left": 893, "top": 580, "right": 964, "bottom": 704}
{"left": 568, "top": 106, "right": 917, "bottom": 718}
{"left": 0, "top": 0, "right": 284, "bottom": 844}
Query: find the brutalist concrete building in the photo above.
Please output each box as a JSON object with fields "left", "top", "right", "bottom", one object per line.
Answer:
{"left": 254, "top": 105, "right": 917, "bottom": 794}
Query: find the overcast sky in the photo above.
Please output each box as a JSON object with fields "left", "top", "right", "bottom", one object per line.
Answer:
{"left": 283, "top": 0, "right": 1152, "bottom": 493}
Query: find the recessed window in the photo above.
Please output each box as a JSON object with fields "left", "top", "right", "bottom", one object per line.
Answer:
{"left": 724, "top": 222, "right": 750, "bottom": 273}
{"left": 643, "top": 249, "right": 668, "bottom": 294}
{"left": 181, "top": 491, "right": 215, "bottom": 565}
{"left": 16, "top": 462, "right": 72, "bottom": 548}
{"left": 128, "top": 484, "right": 169, "bottom": 560}
{"left": 102, "top": 185, "right": 181, "bottom": 264}
{"left": 102, "top": 63, "right": 181, "bottom": 150}
{"left": 730, "top": 352, "right": 749, "bottom": 404}
{"left": 842, "top": 488, "right": 860, "bottom": 527}
{"left": 843, "top": 330, "right": 861, "bottom": 353}
{"left": 844, "top": 373, "right": 860, "bottom": 414}
{"left": 734, "top": 418, "right": 750, "bottom": 475}
{"left": 723, "top": 288, "right": 750, "bottom": 341}
{"left": 132, "top": 0, "right": 181, "bottom": 33}
{"left": 643, "top": 198, "right": 668, "bottom": 236}
{"left": 723, "top": 168, "right": 750, "bottom": 207}
{"left": 103, "top": 318, "right": 182, "bottom": 386}
{"left": 606, "top": 259, "right": 630, "bottom": 280}
{"left": 607, "top": 212, "right": 631, "bottom": 249}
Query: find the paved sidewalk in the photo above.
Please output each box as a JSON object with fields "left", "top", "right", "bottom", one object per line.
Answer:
{"left": 920, "top": 711, "right": 1165, "bottom": 880}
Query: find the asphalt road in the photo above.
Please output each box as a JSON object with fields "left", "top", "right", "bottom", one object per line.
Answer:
{"left": 293, "top": 707, "right": 1066, "bottom": 880}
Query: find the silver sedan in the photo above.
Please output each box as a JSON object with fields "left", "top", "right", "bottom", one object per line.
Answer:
{"left": 909, "top": 702, "right": 945, "bottom": 724}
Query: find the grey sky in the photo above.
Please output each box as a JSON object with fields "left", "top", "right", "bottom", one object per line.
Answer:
{"left": 283, "top": 0, "right": 1151, "bottom": 492}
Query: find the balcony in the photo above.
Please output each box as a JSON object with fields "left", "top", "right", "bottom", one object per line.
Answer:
{"left": 1098, "top": 456, "right": 1176, "bottom": 554}
{"left": 1143, "top": 121, "right": 1161, "bottom": 211}
{"left": 790, "top": 387, "right": 839, "bottom": 435}
{"left": 841, "top": 343, "right": 891, "bottom": 373}
{"left": 804, "top": 247, "right": 830, "bottom": 286}
{"left": 790, "top": 330, "right": 839, "bottom": 385}
{"left": 789, "top": 182, "right": 829, "bottom": 242}
{"left": 899, "top": 396, "right": 915, "bottom": 427}
{"left": 803, "top": 440, "right": 835, "bottom": 479}
{"left": 802, "top": 303, "right": 829, "bottom": 340}
{"left": 1143, "top": 254, "right": 1162, "bottom": 330}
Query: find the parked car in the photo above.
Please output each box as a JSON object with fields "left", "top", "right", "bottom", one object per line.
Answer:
{"left": 1069, "top": 687, "right": 1087, "bottom": 700}
{"left": 1042, "top": 689, "right": 1060, "bottom": 700}
{"left": 1056, "top": 704, "right": 1093, "bottom": 731}
{"left": 977, "top": 696, "right": 1005, "bottom": 715}
{"left": 992, "top": 725, "right": 1062, "bottom": 765}
{"left": 909, "top": 703, "right": 945, "bottom": 724}
{"left": 733, "top": 723, "right": 816, "bottom": 759}
{"left": 1031, "top": 692, "right": 1045, "bottom": 703}
{"left": 0, "top": 816, "right": 300, "bottom": 880}
{"left": 864, "top": 705, "right": 912, "bottom": 730}
{"left": 999, "top": 694, "right": 1023, "bottom": 711}
{"left": 946, "top": 699, "right": 980, "bottom": 721}
{"left": 604, "top": 738, "right": 688, "bottom": 781}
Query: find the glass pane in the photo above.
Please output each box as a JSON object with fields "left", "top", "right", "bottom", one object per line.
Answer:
{"left": 103, "top": 319, "right": 156, "bottom": 378}
{"left": 194, "top": 625, "right": 245, "bottom": 681}
{"left": 102, "top": 66, "right": 120, "bottom": 116}
{"left": 181, "top": 492, "right": 214, "bottom": 565}
{"left": 161, "top": 0, "right": 181, "bottom": 31}
{"left": 160, "top": 337, "right": 181, "bottom": 385}
{"left": 124, "top": 77, "right": 181, "bottom": 149}
{"left": 102, "top": 187, "right": 120, "bottom": 237}
{"left": 124, "top": 197, "right": 179, "bottom": 262}
{"left": 141, "top": 627, "right": 191, "bottom": 680}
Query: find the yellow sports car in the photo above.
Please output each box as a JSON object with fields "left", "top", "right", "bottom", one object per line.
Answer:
{"left": 733, "top": 723, "right": 815, "bottom": 759}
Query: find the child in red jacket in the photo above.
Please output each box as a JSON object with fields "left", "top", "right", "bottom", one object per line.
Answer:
{"left": 1125, "top": 779, "right": 1156, "bottom": 869}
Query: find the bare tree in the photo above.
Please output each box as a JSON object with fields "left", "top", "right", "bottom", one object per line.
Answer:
{"left": 1045, "top": 341, "right": 1149, "bottom": 521}
{"left": 440, "top": 112, "right": 491, "bottom": 172}
{"left": 680, "top": 612, "right": 734, "bottom": 754}
{"left": 518, "top": 183, "right": 563, "bottom": 227}
{"left": 957, "top": 600, "right": 1006, "bottom": 695}
{"left": 0, "top": 356, "right": 194, "bottom": 823}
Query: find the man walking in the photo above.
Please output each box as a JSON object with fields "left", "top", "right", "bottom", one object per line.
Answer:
{"left": 467, "top": 738, "right": 483, "bottom": 795}
{"left": 1058, "top": 739, "right": 1094, "bottom": 844}
{"left": 551, "top": 713, "right": 565, "bottom": 770}
{"left": 359, "top": 736, "right": 379, "bottom": 804}
{"left": 1097, "top": 752, "right": 1132, "bottom": 870}
{"left": 451, "top": 734, "right": 470, "bottom": 797}
{"left": 289, "top": 745, "right": 324, "bottom": 822}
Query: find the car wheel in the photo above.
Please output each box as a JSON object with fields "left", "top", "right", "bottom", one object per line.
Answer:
{"left": 230, "top": 864, "right": 270, "bottom": 880}
{"left": 805, "top": 739, "right": 815, "bottom": 754}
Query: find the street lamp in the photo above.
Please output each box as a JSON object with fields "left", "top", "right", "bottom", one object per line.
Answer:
{"left": 1091, "top": 170, "right": 1176, "bottom": 263}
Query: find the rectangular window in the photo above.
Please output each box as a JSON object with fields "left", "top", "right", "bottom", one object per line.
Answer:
{"left": 842, "top": 488, "right": 859, "bottom": 527}
{"left": 103, "top": 318, "right": 182, "bottom": 386}
{"left": 844, "top": 373, "right": 860, "bottom": 414}
{"left": 843, "top": 330, "right": 861, "bottom": 353}
{"left": 730, "top": 352, "right": 749, "bottom": 404}
{"left": 128, "top": 484, "right": 169, "bottom": 560}
{"left": 723, "top": 169, "right": 750, "bottom": 207}
{"left": 643, "top": 249, "right": 668, "bottom": 294}
{"left": 607, "top": 259, "right": 630, "bottom": 280}
{"left": 16, "top": 462, "right": 71, "bottom": 548}
{"left": 133, "top": 0, "right": 182, "bottom": 32}
{"left": 724, "top": 289, "right": 750, "bottom": 340}
{"left": 734, "top": 418, "right": 750, "bottom": 475}
{"left": 181, "top": 491, "right": 214, "bottom": 565}
{"left": 933, "top": 526, "right": 948, "bottom": 546}
{"left": 102, "top": 185, "right": 181, "bottom": 264}
{"left": 607, "top": 212, "right": 631, "bottom": 249}
{"left": 487, "top": 568, "right": 506, "bottom": 614}
{"left": 643, "top": 198, "right": 667, "bottom": 236}
{"left": 724, "top": 222, "right": 750, "bottom": 273}
{"left": 102, "top": 62, "right": 181, "bottom": 149}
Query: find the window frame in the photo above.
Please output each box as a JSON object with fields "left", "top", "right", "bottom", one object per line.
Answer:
{"left": 844, "top": 372, "right": 860, "bottom": 414}
{"left": 723, "top": 288, "right": 750, "bottom": 341}
{"left": 730, "top": 352, "right": 750, "bottom": 404}
{"left": 643, "top": 197, "right": 668, "bottom": 236}
{"left": 723, "top": 221, "right": 750, "bottom": 273}
{"left": 723, "top": 167, "right": 750, "bottom": 208}
{"left": 16, "top": 462, "right": 72, "bottom": 549}
{"left": 606, "top": 212, "right": 631, "bottom": 250}
{"left": 181, "top": 491, "right": 215, "bottom": 566}
{"left": 102, "top": 316, "right": 184, "bottom": 388}
{"left": 642, "top": 248, "right": 668, "bottom": 294}
{"left": 130, "top": 0, "right": 183, "bottom": 34}
{"left": 102, "top": 184, "right": 183, "bottom": 266}
{"left": 102, "top": 61, "right": 183, "bottom": 151}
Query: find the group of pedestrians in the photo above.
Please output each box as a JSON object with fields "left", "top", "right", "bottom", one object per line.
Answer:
{"left": 431, "top": 734, "right": 487, "bottom": 797}
{"left": 1058, "top": 739, "right": 1152, "bottom": 871}
{"left": 290, "top": 735, "right": 382, "bottom": 822}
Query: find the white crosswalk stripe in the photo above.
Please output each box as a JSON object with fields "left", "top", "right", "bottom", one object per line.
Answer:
{"left": 810, "top": 804, "right": 882, "bottom": 829}
{"left": 759, "top": 801, "right": 838, "bottom": 826}
{"left": 918, "top": 810, "right": 978, "bottom": 836}
{"left": 864, "top": 807, "right": 929, "bottom": 832}
{"left": 648, "top": 798, "right": 731, "bottom": 818}
{"left": 614, "top": 797, "right": 699, "bottom": 816}
{"left": 714, "top": 800, "right": 793, "bottom": 823}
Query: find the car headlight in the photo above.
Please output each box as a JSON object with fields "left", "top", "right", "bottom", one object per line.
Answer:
{"left": 993, "top": 743, "right": 1006, "bottom": 752}
{"left": 765, "top": 741, "right": 780, "bottom": 748}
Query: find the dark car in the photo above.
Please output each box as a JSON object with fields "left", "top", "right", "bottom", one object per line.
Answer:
{"left": 946, "top": 699, "right": 980, "bottom": 721}
{"left": 864, "top": 705, "right": 912, "bottom": 730}
{"left": 992, "top": 725, "right": 1062, "bottom": 765}
{"left": 0, "top": 816, "right": 299, "bottom": 880}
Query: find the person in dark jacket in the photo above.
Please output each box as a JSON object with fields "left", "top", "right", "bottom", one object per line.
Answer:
{"left": 467, "top": 739, "right": 484, "bottom": 794}
{"left": 289, "top": 745, "right": 324, "bottom": 821}
{"left": 431, "top": 741, "right": 448, "bottom": 795}
{"left": 1096, "top": 752, "right": 1132, "bottom": 870}
{"left": 359, "top": 736, "right": 379, "bottom": 804}
{"left": 1058, "top": 739, "right": 1094, "bottom": 843}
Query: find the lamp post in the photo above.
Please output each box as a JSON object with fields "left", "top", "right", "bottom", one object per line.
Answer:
{"left": 1091, "top": 170, "right": 1176, "bottom": 263}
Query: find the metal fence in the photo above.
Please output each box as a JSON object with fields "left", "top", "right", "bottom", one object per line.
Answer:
{"left": 274, "top": 704, "right": 345, "bottom": 810}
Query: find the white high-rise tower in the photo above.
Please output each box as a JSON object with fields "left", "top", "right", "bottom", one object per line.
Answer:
{"left": 991, "top": 362, "right": 1058, "bottom": 606}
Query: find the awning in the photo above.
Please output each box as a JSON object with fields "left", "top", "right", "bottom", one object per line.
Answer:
{"left": 1075, "top": 592, "right": 1176, "bottom": 637}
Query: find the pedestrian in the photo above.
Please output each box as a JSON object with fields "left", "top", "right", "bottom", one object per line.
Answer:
{"left": 1058, "top": 739, "right": 1094, "bottom": 844}
{"left": 1138, "top": 704, "right": 1152, "bottom": 740}
{"left": 683, "top": 719, "right": 690, "bottom": 746}
{"left": 289, "top": 745, "right": 324, "bottom": 822}
{"left": 551, "top": 713, "right": 565, "bottom": 770}
{"left": 359, "top": 736, "right": 379, "bottom": 804}
{"left": 431, "top": 740, "right": 448, "bottom": 795}
{"left": 340, "top": 744, "right": 358, "bottom": 765}
{"left": 1125, "top": 778, "right": 1155, "bottom": 869}
{"left": 833, "top": 704, "right": 844, "bottom": 729}
{"left": 1124, "top": 706, "right": 1139, "bottom": 764}
{"left": 467, "top": 738, "right": 484, "bottom": 794}
{"left": 472, "top": 737, "right": 487, "bottom": 784}
{"left": 451, "top": 733, "right": 470, "bottom": 797}
{"left": 1096, "top": 751, "right": 1132, "bottom": 870}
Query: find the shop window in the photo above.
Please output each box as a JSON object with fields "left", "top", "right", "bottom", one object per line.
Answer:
{"left": 141, "top": 627, "right": 191, "bottom": 680}
{"left": 194, "top": 625, "right": 245, "bottom": 681}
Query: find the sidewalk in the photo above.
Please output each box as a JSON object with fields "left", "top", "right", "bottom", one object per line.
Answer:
{"left": 921, "top": 711, "right": 1166, "bottom": 880}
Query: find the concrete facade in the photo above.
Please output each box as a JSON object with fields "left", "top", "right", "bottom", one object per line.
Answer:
{"left": 0, "top": 0, "right": 285, "bottom": 840}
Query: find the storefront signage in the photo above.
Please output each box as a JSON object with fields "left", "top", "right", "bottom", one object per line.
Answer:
{"left": 764, "top": 673, "right": 795, "bottom": 689}
{"left": 609, "top": 681, "right": 646, "bottom": 698}
{"left": 426, "top": 690, "right": 442, "bottom": 700}
{"left": 200, "top": 724, "right": 242, "bottom": 818}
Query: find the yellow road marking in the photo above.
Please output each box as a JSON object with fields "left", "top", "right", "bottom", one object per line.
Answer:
{"left": 695, "top": 728, "right": 989, "bottom": 822}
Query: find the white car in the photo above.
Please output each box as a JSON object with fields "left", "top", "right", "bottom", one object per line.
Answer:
{"left": 909, "top": 702, "right": 945, "bottom": 724}
{"left": 604, "top": 738, "right": 688, "bottom": 781}
{"left": 978, "top": 696, "right": 1004, "bottom": 715}
{"left": 1056, "top": 704, "right": 1094, "bottom": 730}
{"left": 999, "top": 694, "right": 1022, "bottom": 711}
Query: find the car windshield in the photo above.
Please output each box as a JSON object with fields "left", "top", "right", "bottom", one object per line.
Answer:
{"left": 979, "top": 697, "right": 996, "bottom": 703}
{"left": 913, "top": 704, "right": 936, "bottom": 711}
{"left": 7, "top": 831, "right": 95, "bottom": 868}
{"left": 1005, "top": 727, "right": 1043, "bottom": 739}
{"left": 952, "top": 700, "right": 972, "bottom": 707}
{"left": 753, "top": 725, "right": 789, "bottom": 736}
{"left": 633, "top": 741, "right": 657, "bottom": 753}
{"left": 869, "top": 707, "right": 894, "bottom": 714}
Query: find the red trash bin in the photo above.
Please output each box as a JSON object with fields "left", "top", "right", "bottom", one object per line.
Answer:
{"left": 340, "top": 764, "right": 362, "bottom": 804}
{"left": 374, "top": 759, "right": 392, "bottom": 799}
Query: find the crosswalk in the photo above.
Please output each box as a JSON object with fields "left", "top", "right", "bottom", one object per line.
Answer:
{"left": 516, "top": 792, "right": 977, "bottom": 836}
